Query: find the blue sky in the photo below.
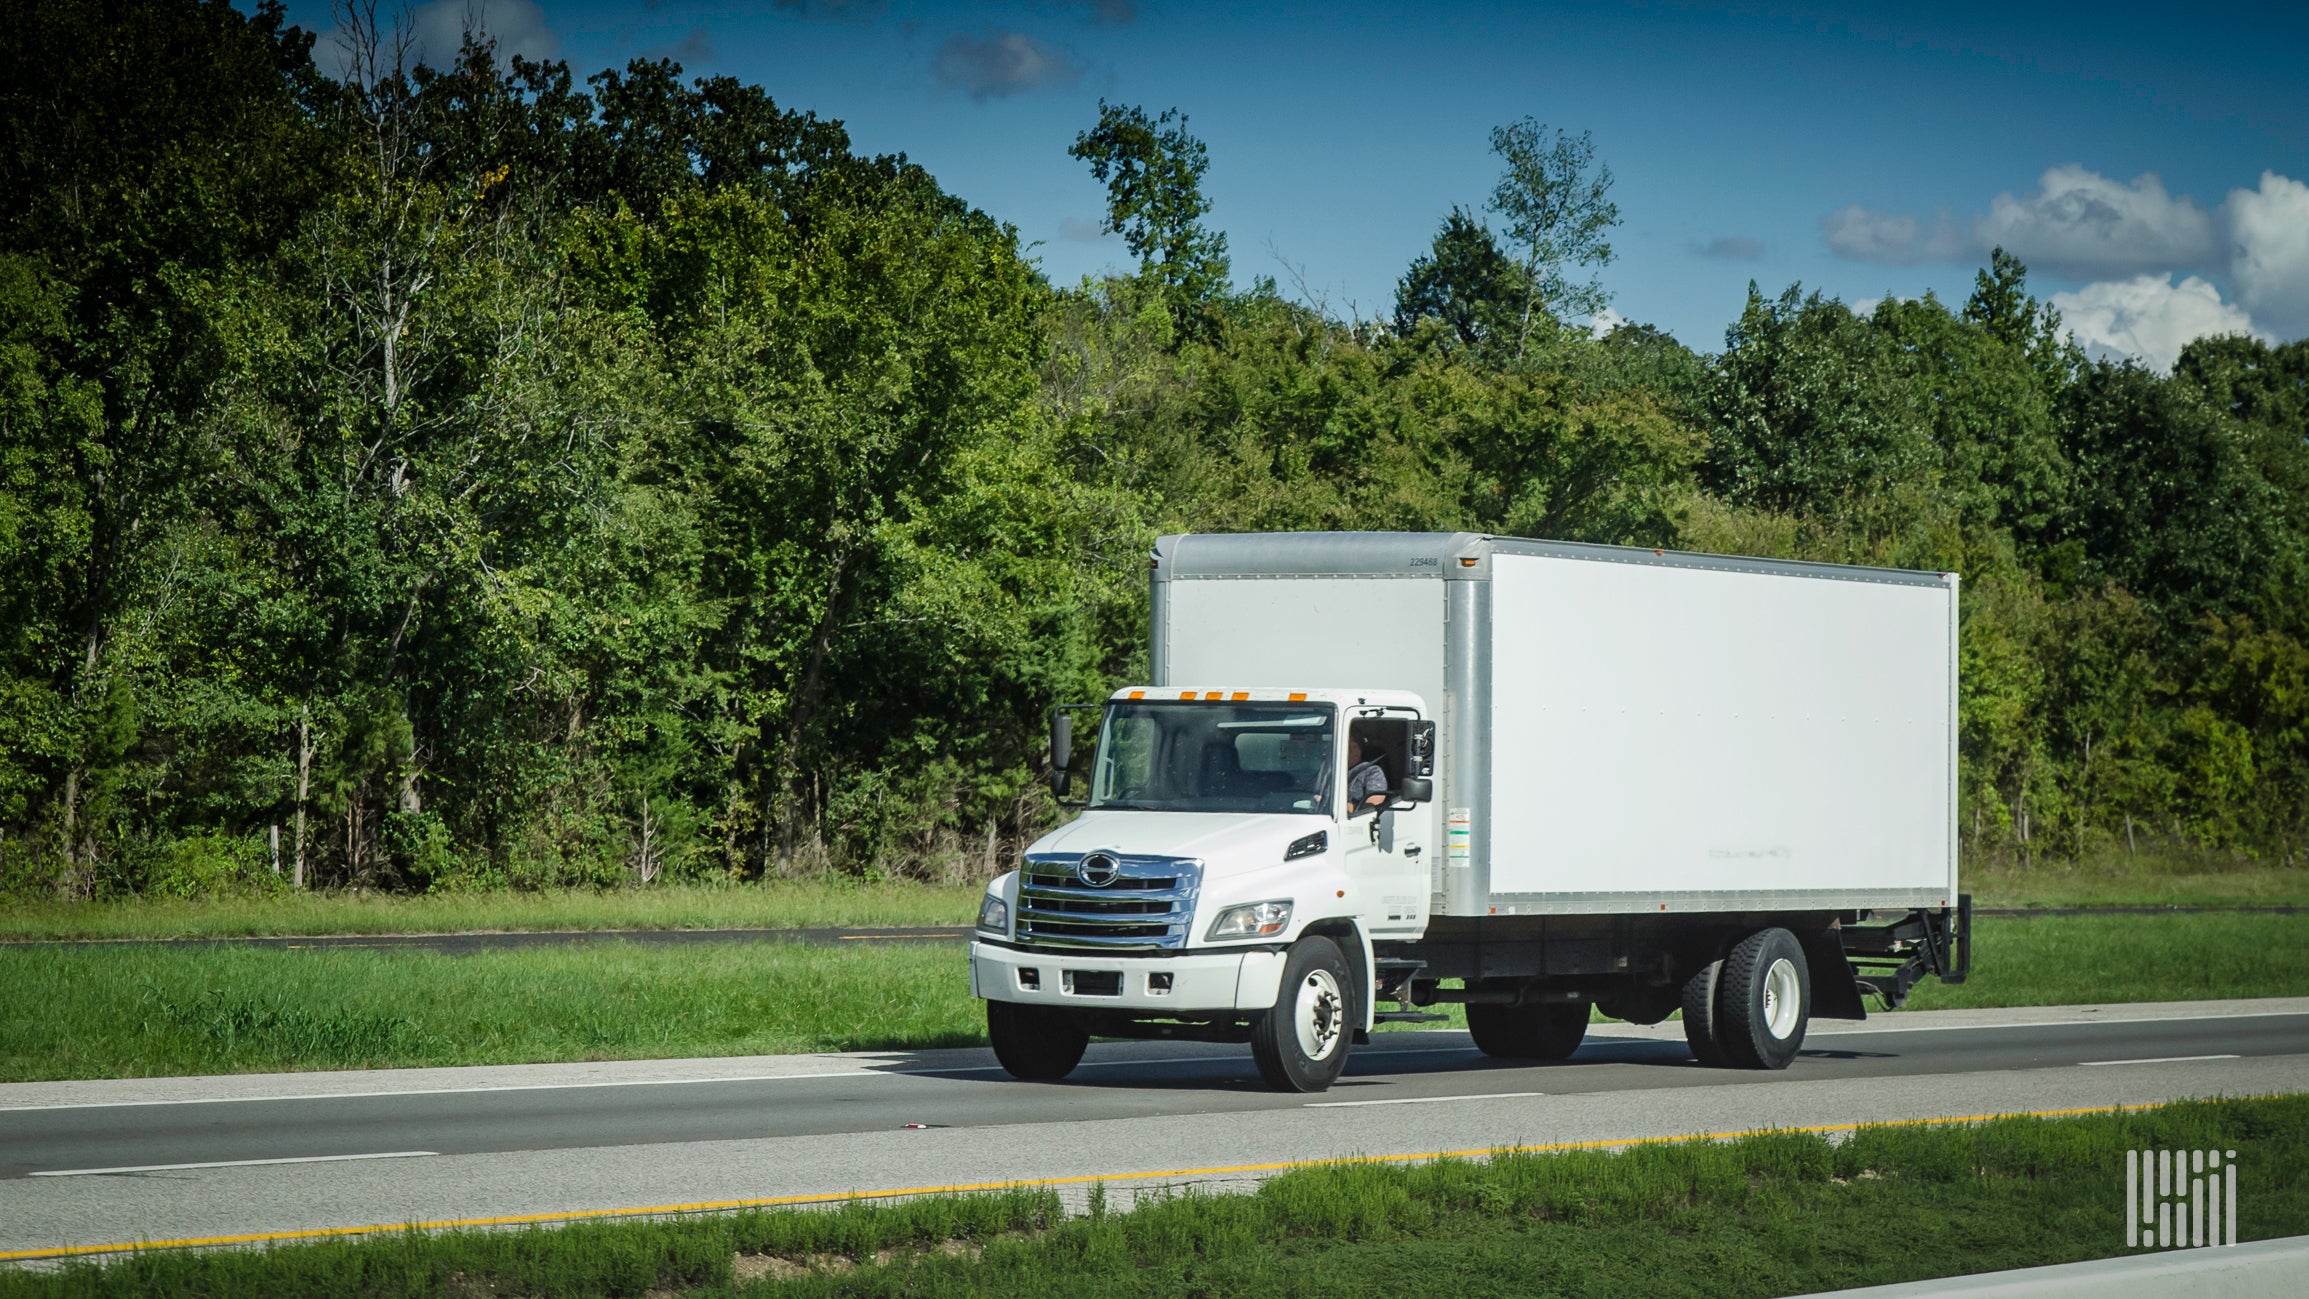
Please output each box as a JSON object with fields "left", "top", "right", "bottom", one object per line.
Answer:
{"left": 276, "top": 1, "right": 2309, "bottom": 367}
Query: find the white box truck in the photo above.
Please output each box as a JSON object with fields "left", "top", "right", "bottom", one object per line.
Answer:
{"left": 969, "top": 532, "right": 1971, "bottom": 1092}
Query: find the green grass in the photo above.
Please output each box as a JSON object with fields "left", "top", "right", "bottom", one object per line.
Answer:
{"left": 0, "top": 942, "right": 983, "bottom": 1083}
{"left": 7, "top": 1096, "right": 2305, "bottom": 1296}
{"left": 3, "top": 852, "right": 2299, "bottom": 948}
{"left": 3, "top": 913, "right": 2303, "bottom": 1082}
{"left": 0, "top": 880, "right": 980, "bottom": 942}
{"left": 1966, "top": 848, "right": 2309, "bottom": 907}
{"left": 1904, "top": 910, "right": 2309, "bottom": 1010}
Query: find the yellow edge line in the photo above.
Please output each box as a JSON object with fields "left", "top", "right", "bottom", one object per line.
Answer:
{"left": 0, "top": 1104, "right": 2128, "bottom": 1263}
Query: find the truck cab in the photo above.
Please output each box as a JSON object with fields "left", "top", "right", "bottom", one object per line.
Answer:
{"left": 969, "top": 687, "right": 1434, "bottom": 1091}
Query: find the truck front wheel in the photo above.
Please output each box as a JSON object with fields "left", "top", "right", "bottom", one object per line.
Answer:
{"left": 986, "top": 1000, "right": 1089, "bottom": 1081}
{"left": 1249, "top": 936, "right": 1354, "bottom": 1092}
{"left": 1717, "top": 928, "right": 1811, "bottom": 1070}
{"left": 1466, "top": 1001, "right": 1590, "bottom": 1060}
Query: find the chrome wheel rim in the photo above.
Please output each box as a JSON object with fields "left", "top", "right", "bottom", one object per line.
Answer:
{"left": 1295, "top": 968, "right": 1345, "bottom": 1061}
{"left": 1762, "top": 957, "right": 1802, "bottom": 1039}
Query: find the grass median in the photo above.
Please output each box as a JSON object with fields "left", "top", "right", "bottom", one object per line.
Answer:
{"left": 0, "top": 881, "right": 981, "bottom": 943}
{"left": 0, "top": 941, "right": 984, "bottom": 1082}
{"left": 2, "top": 911, "right": 2305, "bottom": 1082}
{"left": 5, "top": 854, "right": 2302, "bottom": 946}
{"left": 6, "top": 1095, "right": 2304, "bottom": 1296}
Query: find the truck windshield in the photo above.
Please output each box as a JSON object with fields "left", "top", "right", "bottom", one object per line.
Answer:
{"left": 1089, "top": 703, "right": 1336, "bottom": 815}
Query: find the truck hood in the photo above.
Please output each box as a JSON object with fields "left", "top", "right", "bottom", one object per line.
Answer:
{"left": 1027, "top": 811, "right": 1327, "bottom": 874}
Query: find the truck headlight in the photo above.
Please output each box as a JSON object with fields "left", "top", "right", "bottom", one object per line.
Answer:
{"left": 1206, "top": 900, "right": 1293, "bottom": 940}
{"left": 977, "top": 892, "right": 1009, "bottom": 934}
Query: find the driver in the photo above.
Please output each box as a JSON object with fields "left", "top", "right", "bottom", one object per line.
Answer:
{"left": 1347, "top": 737, "right": 1390, "bottom": 811}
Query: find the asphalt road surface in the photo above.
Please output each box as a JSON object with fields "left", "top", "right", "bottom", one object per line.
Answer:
{"left": 4, "top": 998, "right": 2306, "bottom": 1260}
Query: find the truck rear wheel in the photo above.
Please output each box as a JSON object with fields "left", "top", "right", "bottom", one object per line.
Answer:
{"left": 1249, "top": 936, "right": 1354, "bottom": 1092}
{"left": 986, "top": 1000, "right": 1089, "bottom": 1081}
{"left": 1717, "top": 928, "right": 1811, "bottom": 1070}
{"left": 1681, "top": 958, "right": 1730, "bottom": 1067}
{"left": 1466, "top": 1001, "right": 1590, "bottom": 1060}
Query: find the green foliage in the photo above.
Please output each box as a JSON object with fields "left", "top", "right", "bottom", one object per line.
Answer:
{"left": 1483, "top": 118, "right": 1620, "bottom": 354}
{"left": 1393, "top": 208, "right": 1529, "bottom": 357}
{"left": 1069, "top": 101, "right": 1232, "bottom": 323}
{"left": 1, "top": 11, "right": 2306, "bottom": 898}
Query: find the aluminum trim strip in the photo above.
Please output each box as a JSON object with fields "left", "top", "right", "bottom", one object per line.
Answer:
{"left": 1480, "top": 538, "right": 1946, "bottom": 588}
{"left": 1479, "top": 890, "right": 1951, "bottom": 915}
{"left": 1017, "top": 881, "right": 1196, "bottom": 903}
{"left": 1014, "top": 906, "right": 1189, "bottom": 928}
{"left": 1150, "top": 531, "right": 1945, "bottom": 590}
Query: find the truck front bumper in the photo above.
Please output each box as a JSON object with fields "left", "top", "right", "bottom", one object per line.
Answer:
{"left": 970, "top": 941, "right": 1286, "bottom": 1012}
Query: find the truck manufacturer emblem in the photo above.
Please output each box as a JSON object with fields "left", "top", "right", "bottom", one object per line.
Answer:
{"left": 1077, "top": 853, "right": 1121, "bottom": 887}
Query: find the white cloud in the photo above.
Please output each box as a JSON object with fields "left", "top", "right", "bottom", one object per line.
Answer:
{"left": 411, "top": 0, "right": 560, "bottom": 67}
{"left": 2226, "top": 171, "right": 2309, "bottom": 337}
{"left": 2050, "top": 274, "right": 2267, "bottom": 372}
{"left": 1587, "top": 306, "right": 1632, "bottom": 339}
{"left": 932, "top": 30, "right": 1084, "bottom": 100}
{"left": 1973, "top": 165, "right": 2219, "bottom": 279}
{"left": 1821, "top": 205, "right": 1966, "bottom": 264}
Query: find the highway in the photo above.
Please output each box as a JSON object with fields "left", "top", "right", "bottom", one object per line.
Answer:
{"left": 4, "top": 997, "right": 2306, "bottom": 1260}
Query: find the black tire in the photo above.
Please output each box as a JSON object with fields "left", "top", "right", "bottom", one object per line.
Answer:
{"left": 1466, "top": 1001, "right": 1591, "bottom": 1060}
{"left": 986, "top": 999, "right": 1089, "bottom": 1081}
{"left": 1716, "top": 928, "right": 1811, "bottom": 1070}
{"left": 1249, "top": 936, "right": 1355, "bottom": 1092}
{"left": 1681, "top": 958, "right": 1730, "bottom": 1067}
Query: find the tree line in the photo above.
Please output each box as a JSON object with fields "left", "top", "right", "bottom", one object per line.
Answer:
{"left": 2, "top": 0, "right": 2304, "bottom": 898}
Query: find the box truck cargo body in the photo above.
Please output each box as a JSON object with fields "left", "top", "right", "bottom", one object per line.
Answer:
{"left": 969, "top": 532, "right": 1970, "bottom": 1092}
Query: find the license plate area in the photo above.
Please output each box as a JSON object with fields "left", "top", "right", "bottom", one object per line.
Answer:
{"left": 1063, "top": 969, "right": 1122, "bottom": 997}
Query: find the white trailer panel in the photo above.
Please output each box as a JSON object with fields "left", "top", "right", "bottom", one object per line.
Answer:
{"left": 1486, "top": 551, "right": 1956, "bottom": 909}
{"left": 1164, "top": 577, "right": 1444, "bottom": 716}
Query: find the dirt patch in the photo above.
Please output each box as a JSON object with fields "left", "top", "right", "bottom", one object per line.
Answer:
{"left": 728, "top": 1237, "right": 987, "bottom": 1286}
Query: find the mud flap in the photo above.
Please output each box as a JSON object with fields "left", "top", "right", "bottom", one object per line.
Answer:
{"left": 1802, "top": 928, "right": 1869, "bottom": 1021}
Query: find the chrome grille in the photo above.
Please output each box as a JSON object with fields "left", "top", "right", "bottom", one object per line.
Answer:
{"left": 1016, "top": 853, "right": 1203, "bottom": 951}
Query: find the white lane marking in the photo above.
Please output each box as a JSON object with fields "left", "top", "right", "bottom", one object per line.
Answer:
{"left": 1307, "top": 1091, "right": 1545, "bottom": 1109}
{"left": 31, "top": 1151, "right": 439, "bottom": 1177}
{"left": 1805, "top": 1009, "right": 2309, "bottom": 1037}
{"left": 0, "top": 1072, "right": 879, "bottom": 1113}
{"left": 2078, "top": 1054, "right": 2243, "bottom": 1067}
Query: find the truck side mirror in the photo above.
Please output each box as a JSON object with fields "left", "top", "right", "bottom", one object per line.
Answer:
{"left": 1409, "top": 722, "right": 1436, "bottom": 777}
{"left": 1394, "top": 776, "right": 1433, "bottom": 806}
{"left": 1049, "top": 710, "right": 1073, "bottom": 796}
